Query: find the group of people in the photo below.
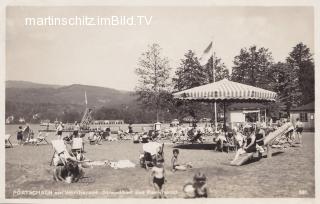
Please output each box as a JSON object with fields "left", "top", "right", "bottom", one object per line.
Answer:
{"left": 16, "top": 124, "right": 47, "bottom": 145}
{"left": 140, "top": 142, "right": 205, "bottom": 198}
{"left": 231, "top": 118, "right": 304, "bottom": 163}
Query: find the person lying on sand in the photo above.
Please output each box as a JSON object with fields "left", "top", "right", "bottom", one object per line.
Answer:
{"left": 171, "top": 149, "right": 192, "bottom": 172}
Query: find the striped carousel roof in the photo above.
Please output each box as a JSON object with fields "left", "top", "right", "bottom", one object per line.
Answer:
{"left": 173, "top": 79, "right": 277, "bottom": 102}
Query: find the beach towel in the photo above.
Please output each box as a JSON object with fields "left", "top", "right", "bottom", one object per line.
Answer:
{"left": 109, "top": 160, "right": 136, "bottom": 169}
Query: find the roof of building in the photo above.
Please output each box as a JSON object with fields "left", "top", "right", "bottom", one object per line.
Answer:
{"left": 290, "top": 101, "right": 314, "bottom": 112}
{"left": 227, "top": 103, "right": 268, "bottom": 110}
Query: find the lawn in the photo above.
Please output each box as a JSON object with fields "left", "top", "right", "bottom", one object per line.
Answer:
{"left": 5, "top": 124, "right": 315, "bottom": 198}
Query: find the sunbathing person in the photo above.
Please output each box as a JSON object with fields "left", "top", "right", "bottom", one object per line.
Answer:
{"left": 255, "top": 123, "right": 266, "bottom": 154}
{"left": 216, "top": 132, "right": 227, "bottom": 152}
{"left": 190, "top": 129, "right": 204, "bottom": 143}
{"left": 150, "top": 161, "right": 166, "bottom": 198}
{"left": 231, "top": 127, "right": 256, "bottom": 163}
{"left": 88, "top": 131, "right": 102, "bottom": 145}
{"left": 171, "top": 149, "right": 192, "bottom": 171}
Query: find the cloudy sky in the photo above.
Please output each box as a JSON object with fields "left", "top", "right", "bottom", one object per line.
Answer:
{"left": 6, "top": 6, "right": 314, "bottom": 91}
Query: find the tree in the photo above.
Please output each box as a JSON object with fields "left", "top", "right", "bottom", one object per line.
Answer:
{"left": 286, "top": 42, "right": 314, "bottom": 105}
{"left": 231, "top": 45, "right": 274, "bottom": 89}
{"left": 204, "top": 53, "right": 229, "bottom": 83}
{"left": 268, "top": 62, "right": 300, "bottom": 114}
{"left": 172, "top": 50, "right": 229, "bottom": 121}
{"left": 135, "top": 44, "right": 172, "bottom": 122}
{"left": 173, "top": 50, "right": 206, "bottom": 91}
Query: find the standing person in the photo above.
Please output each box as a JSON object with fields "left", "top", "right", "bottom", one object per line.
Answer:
{"left": 73, "top": 121, "right": 80, "bottom": 138}
{"left": 56, "top": 122, "right": 64, "bottom": 140}
{"left": 295, "top": 118, "right": 304, "bottom": 145}
{"left": 23, "top": 124, "right": 31, "bottom": 142}
{"left": 17, "top": 126, "right": 23, "bottom": 145}
{"left": 128, "top": 124, "right": 133, "bottom": 134}
{"left": 150, "top": 162, "right": 166, "bottom": 198}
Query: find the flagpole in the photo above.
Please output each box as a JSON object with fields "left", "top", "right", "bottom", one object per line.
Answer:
{"left": 211, "top": 40, "right": 218, "bottom": 132}
{"left": 85, "top": 91, "right": 88, "bottom": 109}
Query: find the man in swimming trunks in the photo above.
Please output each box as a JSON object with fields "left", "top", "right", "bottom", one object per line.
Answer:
{"left": 56, "top": 122, "right": 64, "bottom": 140}
{"left": 295, "top": 118, "right": 303, "bottom": 145}
{"left": 151, "top": 162, "right": 166, "bottom": 198}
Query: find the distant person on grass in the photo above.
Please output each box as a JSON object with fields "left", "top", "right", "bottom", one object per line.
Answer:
{"left": 17, "top": 126, "right": 23, "bottom": 145}
{"left": 73, "top": 121, "right": 80, "bottom": 137}
{"left": 56, "top": 122, "right": 64, "bottom": 140}
{"left": 295, "top": 118, "right": 304, "bottom": 145}
{"left": 150, "top": 161, "right": 166, "bottom": 198}
{"left": 128, "top": 124, "right": 133, "bottom": 134}
{"left": 171, "top": 149, "right": 192, "bottom": 172}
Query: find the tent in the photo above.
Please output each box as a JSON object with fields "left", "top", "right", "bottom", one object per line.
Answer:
{"left": 173, "top": 79, "right": 277, "bottom": 131}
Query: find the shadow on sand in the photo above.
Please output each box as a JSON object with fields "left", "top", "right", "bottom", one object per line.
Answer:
{"left": 242, "top": 151, "right": 285, "bottom": 166}
{"left": 173, "top": 143, "right": 215, "bottom": 150}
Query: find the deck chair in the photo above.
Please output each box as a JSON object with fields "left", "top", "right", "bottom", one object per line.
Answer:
{"left": 36, "top": 132, "right": 50, "bottom": 145}
{"left": 224, "top": 134, "right": 237, "bottom": 153}
{"left": 71, "top": 138, "right": 84, "bottom": 158}
{"left": 50, "top": 140, "right": 69, "bottom": 166}
{"left": 5, "top": 134, "right": 13, "bottom": 148}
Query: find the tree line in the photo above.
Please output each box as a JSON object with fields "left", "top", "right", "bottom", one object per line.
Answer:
{"left": 6, "top": 42, "right": 314, "bottom": 124}
{"left": 134, "top": 42, "right": 314, "bottom": 123}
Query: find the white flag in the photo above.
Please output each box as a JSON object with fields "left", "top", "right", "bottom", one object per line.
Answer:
{"left": 199, "top": 42, "right": 213, "bottom": 66}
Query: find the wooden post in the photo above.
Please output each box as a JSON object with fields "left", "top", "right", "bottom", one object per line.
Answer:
{"left": 267, "top": 144, "right": 272, "bottom": 158}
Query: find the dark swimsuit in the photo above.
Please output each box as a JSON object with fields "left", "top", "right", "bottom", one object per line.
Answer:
{"left": 153, "top": 177, "right": 165, "bottom": 189}
{"left": 296, "top": 127, "right": 303, "bottom": 133}
{"left": 17, "top": 130, "right": 23, "bottom": 140}
{"left": 256, "top": 133, "right": 264, "bottom": 146}
{"left": 245, "top": 136, "right": 256, "bottom": 153}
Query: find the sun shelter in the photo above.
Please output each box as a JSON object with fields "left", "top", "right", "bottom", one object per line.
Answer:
{"left": 173, "top": 79, "right": 277, "bottom": 131}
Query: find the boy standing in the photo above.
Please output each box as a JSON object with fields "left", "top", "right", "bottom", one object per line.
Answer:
{"left": 150, "top": 162, "right": 166, "bottom": 198}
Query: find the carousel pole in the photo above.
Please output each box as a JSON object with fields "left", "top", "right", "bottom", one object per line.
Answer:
{"left": 223, "top": 102, "right": 226, "bottom": 136}
{"left": 211, "top": 41, "right": 218, "bottom": 132}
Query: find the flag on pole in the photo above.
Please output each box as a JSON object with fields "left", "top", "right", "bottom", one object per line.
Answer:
{"left": 199, "top": 42, "right": 213, "bottom": 66}
{"left": 85, "top": 91, "right": 88, "bottom": 105}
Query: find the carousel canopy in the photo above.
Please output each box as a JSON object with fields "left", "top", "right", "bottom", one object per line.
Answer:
{"left": 173, "top": 79, "right": 277, "bottom": 103}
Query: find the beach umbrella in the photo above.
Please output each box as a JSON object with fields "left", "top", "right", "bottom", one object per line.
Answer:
{"left": 173, "top": 79, "right": 277, "bottom": 131}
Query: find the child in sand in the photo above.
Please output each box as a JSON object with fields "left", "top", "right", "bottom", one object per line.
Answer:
{"left": 193, "top": 172, "right": 208, "bottom": 198}
{"left": 171, "top": 149, "right": 192, "bottom": 172}
{"left": 150, "top": 161, "right": 166, "bottom": 198}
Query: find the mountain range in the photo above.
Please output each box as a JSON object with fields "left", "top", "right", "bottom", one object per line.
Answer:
{"left": 5, "top": 80, "right": 137, "bottom": 109}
